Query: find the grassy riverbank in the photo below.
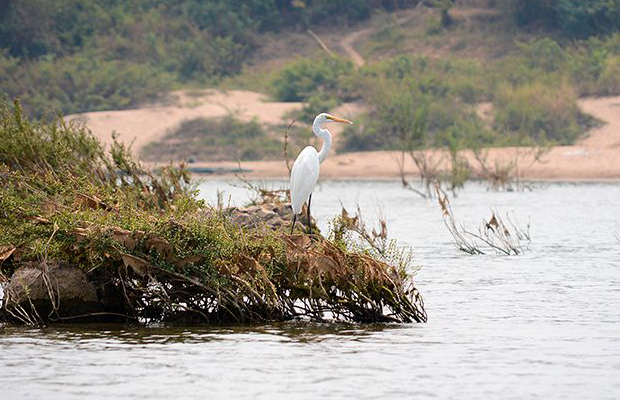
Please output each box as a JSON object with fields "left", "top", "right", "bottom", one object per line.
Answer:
{"left": 0, "top": 99, "right": 426, "bottom": 324}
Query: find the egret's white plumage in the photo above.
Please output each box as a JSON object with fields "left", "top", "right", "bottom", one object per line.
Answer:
{"left": 290, "top": 146, "right": 319, "bottom": 215}
{"left": 289, "top": 113, "right": 352, "bottom": 233}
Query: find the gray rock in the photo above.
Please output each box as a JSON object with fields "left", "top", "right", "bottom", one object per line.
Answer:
{"left": 3, "top": 262, "right": 100, "bottom": 322}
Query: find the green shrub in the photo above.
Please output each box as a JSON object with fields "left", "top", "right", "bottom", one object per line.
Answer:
{"left": 518, "top": 38, "right": 567, "bottom": 72}
{"left": 361, "top": 55, "right": 488, "bottom": 103}
{"left": 270, "top": 56, "right": 358, "bottom": 102}
{"left": 1, "top": 52, "right": 173, "bottom": 117}
{"left": 568, "top": 34, "right": 620, "bottom": 96}
{"left": 340, "top": 78, "right": 491, "bottom": 152}
{"left": 289, "top": 90, "right": 341, "bottom": 125}
{"left": 514, "top": 0, "right": 620, "bottom": 38}
{"left": 597, "top": 56, "right": 620, "bottom": 95}
{"left": 141, "top": 115, "right": 294, "bottom": 162}
{"left": 493, "top": 81, "right": 593, "bottom": 144}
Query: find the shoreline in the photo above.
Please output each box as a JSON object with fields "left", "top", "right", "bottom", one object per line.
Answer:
{"left": 189, "top": 173, "right": 620, "bottom": 184}
{"left": 68, "top": 90, "right": 620, "bottom": 183}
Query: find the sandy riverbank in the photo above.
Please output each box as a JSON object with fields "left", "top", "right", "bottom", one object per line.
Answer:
{"left": 66, "top": 90, "right": 620, "bottom": 181}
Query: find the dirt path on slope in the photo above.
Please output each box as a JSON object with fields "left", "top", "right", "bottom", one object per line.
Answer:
{"left": 339, "top": 11, "right": 418, "bottom": 67}
{"left": 340, "top": 25, "right": 370, "bottom": 67}
{"left": 338, "top": 6, "right": 501, "bottom": 67}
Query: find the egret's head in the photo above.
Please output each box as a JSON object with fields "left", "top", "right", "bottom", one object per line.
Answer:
{"left": 314, "top": 113, "right": 354, "bottom": 126}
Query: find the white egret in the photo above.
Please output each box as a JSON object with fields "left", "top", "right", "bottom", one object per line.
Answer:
{"left": 290, "top": 113, "right": 353, "bottom": 235}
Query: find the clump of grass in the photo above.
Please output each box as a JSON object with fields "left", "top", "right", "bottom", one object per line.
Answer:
{"left": 493, "top": 81, "right": 595, "bottom": 145}
{"left": 270, "top": 55, "right": 358, "bottom": 102}
{"left": 141, "top": 115, "right": 291, "bottom": 162}
{"left": 365, "top": 12, "right": 405, "bottom": 52}
{"left": 0, "top": 99, "right": 426, "bottom": 325}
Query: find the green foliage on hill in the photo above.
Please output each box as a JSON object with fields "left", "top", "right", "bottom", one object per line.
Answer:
{"left": 270, "top": 56, "right": 358, "bottom": 102}
{"left": 0, "top": 0, "right": 412, "bottom": 117}
{"left": 515, "top": 0, "right": 620, "bottom": 38}
{"left": 337, "top": 32, "right": 618, "bottom": 153}
{"left": 2, "top": 0, "right": 619, "bottom": 153}
{"left": 0, "top": 51, "right": 172, "bottom": 116}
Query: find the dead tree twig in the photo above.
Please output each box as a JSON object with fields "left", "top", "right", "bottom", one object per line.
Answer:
{"left": 307, "top": 29, "right": 334, "bottom": 56}
{"left": 435, "top": 184, "right": 530, "bottom": 255}
{"left": 283, "top": 119, "right": 296, "bottom": 175}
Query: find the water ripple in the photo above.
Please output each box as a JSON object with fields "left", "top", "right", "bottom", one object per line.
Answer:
{"left": 2, "top": 181, "right": 620, "bottom": 399}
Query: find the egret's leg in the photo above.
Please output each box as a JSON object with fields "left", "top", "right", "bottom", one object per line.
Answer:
{"left": 291, "top": 214, "right": 297, "bottom": 235}
{"left": 307, "top": 194, "right": 313, "bottom": 236}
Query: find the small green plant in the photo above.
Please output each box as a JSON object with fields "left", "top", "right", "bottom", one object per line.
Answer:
{"left": 141, "top": 115, "right": 285, "bottom": 162}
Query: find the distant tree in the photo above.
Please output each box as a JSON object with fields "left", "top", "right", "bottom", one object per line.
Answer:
{"left": 555, "top": 0, "right": 620, "bottom": 38}
{"left": 514, "top": 0, "right": 620, "bottom": 38}
{"left": 434, "top": 0, "right": 456, "bottom": 28}
{"left": 0, "top": 0, "right": 57, "bottom": 57}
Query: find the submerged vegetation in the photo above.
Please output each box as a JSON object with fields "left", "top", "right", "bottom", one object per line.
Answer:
{"left": 0, "top": 99, "right": 426, "bottom": 325}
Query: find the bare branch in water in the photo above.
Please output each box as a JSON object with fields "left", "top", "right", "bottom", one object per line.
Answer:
{"left": 435, "top": 184, "right": 530, "bottom": 255}
{"left": 409, "top": 150, "right": 441, "bottom": 198}
{"left": 394, "top": 151, "right": 428, "bottom": 198}
{"left": 472, "top": 146, "right": 549, "bottom": 192}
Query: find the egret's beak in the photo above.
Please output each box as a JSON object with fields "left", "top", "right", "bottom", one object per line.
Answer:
{"left": 326, "top": 115, "right": 354, "bottom": 124}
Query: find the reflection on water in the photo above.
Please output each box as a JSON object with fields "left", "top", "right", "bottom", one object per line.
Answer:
{"left": 2, "top": 181, "right": 620, "bottom": 399}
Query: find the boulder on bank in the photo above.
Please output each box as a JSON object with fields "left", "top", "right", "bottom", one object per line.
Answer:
{"left": 3, "top": 262, "right": 101, "bottom": 322}
{"left": 227, "top": 203, "right": 315, "bottom": 232}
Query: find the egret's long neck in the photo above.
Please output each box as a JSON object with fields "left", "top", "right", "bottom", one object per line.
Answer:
{"left": 313, "top": 119, "right": 332, "bottom": 164}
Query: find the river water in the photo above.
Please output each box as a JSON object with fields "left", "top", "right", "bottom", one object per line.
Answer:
{"left": 2, "top": 180, "right": 619, "bottom": 399}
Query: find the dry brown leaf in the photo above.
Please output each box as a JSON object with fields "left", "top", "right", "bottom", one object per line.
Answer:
{"left": 0, "top": 245, "right": 16, "bottom": 263}
{"left": 111, "top": 227, "right": 136, "bottom": 250}
{"left": 30, "top": 216, "right": 51, "bottom": 225}
{"left": 121, "top": 254, "right": 150, "bottom": 277}
{"left": 42, "top": 198, "right": 59, "bottom": 214}
{"left": 145, "top": 236, "right": 172, "bottom": 256}
{"left": 73, "top": 193, "right": 101, "bottom": 210}
{"left": 176, "top": 254, "right": 204, "bottom": 269}
{"left": 72, "top": 228, "right": 89, "bottom": 241}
